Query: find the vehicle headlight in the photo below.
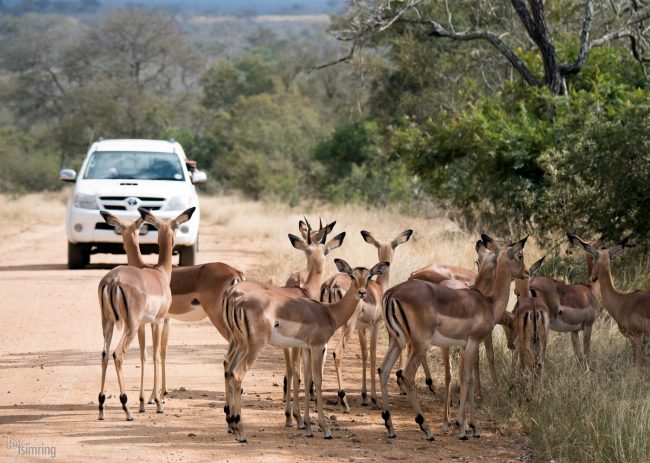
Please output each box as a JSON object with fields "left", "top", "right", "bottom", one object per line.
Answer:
{"left": 73, "top": 193, "right": 98, "bottom": 210}
{"left": 166, "top": 195, "right": 190, "bottom": 211}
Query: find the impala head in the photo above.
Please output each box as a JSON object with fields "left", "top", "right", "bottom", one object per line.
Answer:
{"left": 99, "top": 211, "right": 144, "bottom": 244}
{"left": 565, "top": 233, "right": 607, "bottom": 277}
{"left": 288, "top": 218, "right": 345, "bottom": 272}
{"left": 138, "top": 206, "right": 196, "bottom": 248}
{"left": 514, "top": 256, "right": 545, "bottom": 299}
{"left": 567, "top": 233, "right": 632, "bottom": 282}
{"left": 334, "top": 259, "right": 389, "bottom": 300}
{"left": 485, "top": 234, "right": 529, "bottom": 280}
{"left": 360, "top": 229, "right": 413, "bottom": 263}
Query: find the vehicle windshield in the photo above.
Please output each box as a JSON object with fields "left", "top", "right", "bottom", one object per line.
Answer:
{"left": 83, "top": 151, "right": 185, "bottom": 181}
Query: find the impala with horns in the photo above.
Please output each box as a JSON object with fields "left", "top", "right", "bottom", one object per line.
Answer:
{"left": 97, "top": 207, "right": 195, "bottom": 420}
{"left": 379, "top": 235, "right": 528, "bottom": 441}
{"left": 224, "top": 259, "right": 389, "bottom": 442}
{"left": 319, "top": 228, "right": 412, "bottom": 412}
{"left": 527, "top": 234, "right": 606, "bottom": 370}
{"left": 100, "top": 211, "right": 243, "bottom": 405}
{"left": 569, "top": 234, "right": 649, "bottom": 367}
{"left": 285, "top": 217, "right": 334, "bottom": 288}
{"left": 222, "top": 219, "right": 344, "bottom": 433}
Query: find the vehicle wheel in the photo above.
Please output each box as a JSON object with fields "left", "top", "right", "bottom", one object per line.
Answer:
{"left": 68, "top": 242, "right": 89, "bottom": 269}
{"left": 178, "top": 243, "right": 196, "bottom": 266}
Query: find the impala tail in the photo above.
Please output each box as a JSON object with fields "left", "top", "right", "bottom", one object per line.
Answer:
{"left": 382, "top": 292, "right": 409, "bottom": 349}
{"left": 99, "top": 279, "right": 127, "bottom": 327}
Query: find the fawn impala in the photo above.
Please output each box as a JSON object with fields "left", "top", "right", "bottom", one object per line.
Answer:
{"left": 528, "top": 234, "right": 606, "bottom": 369}
{"left": 99, "top": 211, "right": 244, "bottom": 404}
{"left": 318, "top": 229, "right": 412, "bottom": 412}
{"left": 569, "top": 234, "right": 649, "bottom": 367}
{"left": 98, "top": 207, "right": 194, "bottom": 420}
{"left": 379, "top": 236, "right": 528, "bottom": 440}
{"left": 222, "top": 220, "right": 345, "bottom": 432}
{"left": 224, "top": 259, "right": 389, "bottom": 442}
{"left": 502, "top": 257, "right": 550, "bottom": 382}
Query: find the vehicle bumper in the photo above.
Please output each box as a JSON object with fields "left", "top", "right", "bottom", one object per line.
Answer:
{"left": 66, "top": 205, "right": 199, "bottom": 248}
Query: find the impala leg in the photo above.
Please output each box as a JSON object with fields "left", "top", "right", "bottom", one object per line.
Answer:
{"left": 359, "top": 328, "right": 369, "bottom": 406}
{"left": 310, "top": 345, "right": 331, "bottom": 439}
{"left": 113, "top": 325, "right": 138, "bottom": 421}
{"left": 138, "top": 325, "right": 146, "bottom": 412}
{"left": 473, "top": 351, "right": 482, "bottom": 399}
{"left": 160, "top": 317, "right": 170, "bottom": 402}
{"left": 441, "top": 347, "right": 452, "bottom": 433}
{"left": 398, "top": 346, "right": 408, "bottom": 395}
{"left": 631, "top": 336, "right": 643, "bottom": 369}
{"left": 400, "top": 344, "right": 434, "bottom": 441}
{"left": 457, "top": 340, "right": 480, "bottom": 440}
{"left": 98, "top": 319, "right": 114, "bottom": 421}
{"left": 151, "top": 320, "right": 163, "bottom": 413}
{"left": 570, "top": 331, "right": 585, "bottom": 369}
{"left": 333, "top": 313, "right": 357, "bottom": 413}
{"left": 303, "top": 348, "right": 314, "bottom": 437}
{"left": 291, "top": 347, "right": 305, "bottom": 429}
{"left": 484, "top": 333, "right": 497, "bottom": 386}
{"left": 582, "top": 323, "right": 592, "bottom": 371}
{"left": 422, "top": 347, "right": 435, "bottom": 394}
{"left": 224, "top": 340, "right": 245, "bottom": 434}
{"left": 229, "top": 341, "right": 263, "bottom": 443}
{"left": 369, "top": 323, "right": 380, "bottom": 409}
{"left": 284, "top": 348, "right": 293, "bottom": 426}
{"left": 379, "top": 338, "right": 402, "bottom": 439}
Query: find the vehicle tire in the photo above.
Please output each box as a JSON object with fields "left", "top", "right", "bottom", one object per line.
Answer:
{"left": 178, "top": 243, "right": 196, "bottom": 267}
{"left": 68, "top": 242, "right": 89, "bottom": 269}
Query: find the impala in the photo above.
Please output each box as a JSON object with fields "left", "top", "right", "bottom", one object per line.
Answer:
{"left": 379, "top": 235, "right": 528, "bottom": 440}
{"left": 224, "top": 259, "right": 389, "bottom": 442}
{"left": 529, "top": 234, "right": 606, "bottom": 370}
{"left": 100, "top": 211, "right": 244, "bottom": 404}
{"left": 408, "top": 239, "right": 497, "bottom": 399}
{"left": 97, "top": 207, "right": 194, "bottom": 420}
{"left": 223, "top": 221, "right": 345, "bottom": 432}
{"left": 502, "top": 257, "right": 550, "bottom": 382}
{"left": 569, "top": 234, "right": 649, "bottom": 367}
{"left": 319, "top": 229, "right": 412, "bottom": 412}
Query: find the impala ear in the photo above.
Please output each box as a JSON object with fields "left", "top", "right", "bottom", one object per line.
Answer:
{"left": 593, "top": 234, "right": 607, "bottom": 249}
{"left": 133, "top": 216, "right": 144, "bottom": 229}
{"left": 100, "top": 211, "right": 126, "bottom": 234}
{"left": 475, "top": 239, "right": 487, "bottom": 255}
{"left": 289, "top": 234, "right": 308, "bottom": 251}
{"left": 171, "top": 207, "right": 195, "bottom": 230}
{"left": 298, "top": 220, "right": 309, "bottom": 240}
{"left": 324, "top": 231, "right": 346, "bottom": 256}
{"left": 391, "top": 229, "right": 413, "bottom": 249}
{"left": 314, "top": 221, "right": 336, "bottom": 244}
{"left": 334, "top": 258, "right": 353, "bottom": 275}
{"left": 529, "top": 256, "right": 545, "bottom": 278}
{"left": 361, "top": 230, "right": 381, "bottom": 248}
{"left": 508, "top": 235, "right": 528, "bottom": 251}
{"left": 608, "top": 237, "right": 633, "bottom": 260}
{"left": 481, "top": 233, "right": 499, "bottom": 251}
{"left": 370, "top": 261, "right": 390, "bottom": 276}
{"left": 138, "top": 207, "right": 159, "bottom": 227}
{"left": 569, "top": 233, "right": 599, "bottom": 258}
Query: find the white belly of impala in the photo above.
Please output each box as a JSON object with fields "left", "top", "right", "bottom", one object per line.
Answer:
{"left": 551, "top": 315, "right": 582, "bottom": 332}
{"left": 271, "top": 330, "right": 307, "bottom": 348}
{"left": 430, "top": 331, "right": 464, "bottom": 347}
{"left": 169, "top": 306, "right": 207, "bottom": 322}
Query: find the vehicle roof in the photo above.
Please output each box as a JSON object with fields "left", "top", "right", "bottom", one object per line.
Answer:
{"left": 90, "top": 139, "right": 186, "bottom": 157}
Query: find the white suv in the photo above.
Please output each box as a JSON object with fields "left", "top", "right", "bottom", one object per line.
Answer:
{"left": 60, "top": 138, "right": 206, "bottom": 269}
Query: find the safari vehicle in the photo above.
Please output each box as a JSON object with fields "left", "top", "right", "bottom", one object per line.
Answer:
{"left": 60, "top": 138, "right": 206, "bottom": 269}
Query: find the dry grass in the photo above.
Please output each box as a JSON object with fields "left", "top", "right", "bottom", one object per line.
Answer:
{"left": 0, "top": 190, "right": 69, "bottom": 225}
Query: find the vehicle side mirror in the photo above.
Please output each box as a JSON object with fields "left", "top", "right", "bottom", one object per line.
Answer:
{"left": 60, "top": 169, "right": 77, "bottom": 182}
{"left": 191, "top": 170, "right": 207, "bottom": 184}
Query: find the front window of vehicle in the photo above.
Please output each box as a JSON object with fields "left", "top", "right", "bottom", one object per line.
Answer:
{"left": 83, "top": 151, "right": 185, "bottom": 181}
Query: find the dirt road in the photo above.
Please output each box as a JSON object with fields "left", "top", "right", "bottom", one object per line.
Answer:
{"left": 0, "top": 210, "right": 530, "bottom": 462}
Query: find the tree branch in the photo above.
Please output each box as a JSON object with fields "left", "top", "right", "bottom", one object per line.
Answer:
{"left": 426, "top": 19, "right": 542, "bottom": 87}
{"left": 560, "top": 0, "right": 594, "bottom": 75}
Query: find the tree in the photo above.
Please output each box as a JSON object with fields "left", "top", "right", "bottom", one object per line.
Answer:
{"left": 326, "top": 0, "right": 650, "bottom": 94}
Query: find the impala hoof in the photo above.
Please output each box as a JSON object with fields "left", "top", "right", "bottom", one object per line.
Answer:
{"left": 126, "top": 415, "right": 134, "bottom": 421}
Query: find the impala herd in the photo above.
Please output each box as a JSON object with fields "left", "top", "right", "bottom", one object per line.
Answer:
{"left": 95, "top": 208, "right": 649, "bottom": 443}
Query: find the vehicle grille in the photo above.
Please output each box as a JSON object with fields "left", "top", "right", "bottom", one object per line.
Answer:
{"left": 98, "top": 196, "right": 165, "bottom": 211}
